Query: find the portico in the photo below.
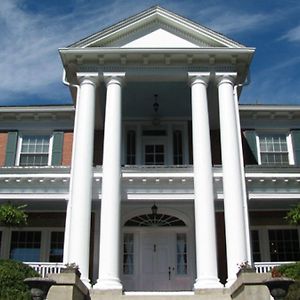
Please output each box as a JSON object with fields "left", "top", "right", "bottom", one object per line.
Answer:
{"left": 60, "top": 5, "right": 254, "bottom": 291}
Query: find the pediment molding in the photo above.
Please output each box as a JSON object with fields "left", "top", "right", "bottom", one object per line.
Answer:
{"left": 95, "top": 19, "right": 214, "bottom": 48}
{"left": 69, "top": 6, "right": 246, "bottom": 49}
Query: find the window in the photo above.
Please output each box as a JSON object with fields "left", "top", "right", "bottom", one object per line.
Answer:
{"left": 268, "top": 229, "right": 300, "bottom": 261}
{"left": 176, "top": 233, "right": 187, "bottom": 274}
{"left": 258, "top": 134, "right": 291, "bottom": 165}
{"left": 145, "top": 144, "right": 164, "bottom": 165}
{"left": 126, "top": 131, "right": 136, "bottom": 165}
{"left": 251, "top": 230, "right": 261, "bottom": 262}
{"left": 49, "top": 232, "right": 64, "bottom": 262}
{"left": 10, "top": 231, "right": 41, "bottom": 261}
{"left": 18, "top": 135, "right": 51, "bottom": 166}
{"left": 123, "top": 233, "right": 134, "bottom": 275}
{"left": 173, "top": 130, "right": 183, "bottom": 165}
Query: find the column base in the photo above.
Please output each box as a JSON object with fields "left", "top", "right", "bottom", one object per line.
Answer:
{"left": 93, "top": 276, "right": 123, "bottom": 292}
{"left": 81, "top": 277, "right": 92, "bottom": 289}
{"left": 194, "top": 276, "right": 223, "bottom": 289}
{"left": 225, "top": 277, "right": 237, "bottom": 288}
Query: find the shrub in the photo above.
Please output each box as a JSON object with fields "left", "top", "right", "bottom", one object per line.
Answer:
{"left": 275, "top": 262, "right": 300, "bottom": 300}
{"left": 0, "top": 259, "right": 40, "bottom": 300}
{"left": 0, "top": 203, "right": 28, "bottom": 227}
{"left": 285, "top": 203, "right": 300, "bottom": 225}
{"left": 276, "top": 262, "right": 300, "bottom": 280}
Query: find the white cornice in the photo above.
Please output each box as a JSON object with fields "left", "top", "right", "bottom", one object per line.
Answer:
{"left": 239, "top": 105, "right": 300, "bottom": 112}
{"left": 0, "top": 106, "right": 75, "bottom": 113}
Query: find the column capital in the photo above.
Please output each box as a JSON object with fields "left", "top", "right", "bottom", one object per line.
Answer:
{"left": 188, "top": 72, "right": 210, "bottom": 87}
{"left": 103, "top": 72, "right": 126, "bottom": 87}
{"left": 77, "top": 72, "right": 99, "bottom": 86}
{"left": 215, "top": 72, "right": 237, "bottom": 87}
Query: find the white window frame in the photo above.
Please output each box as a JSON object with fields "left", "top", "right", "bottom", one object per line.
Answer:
{"left": 256, "top": 132, "right": 295, "bottom": 165}
{"left": 123, "top": 121, "right": 189, "bottom": 166}
{"left": 16, "top": 133, "right": 53, "bottom": 166}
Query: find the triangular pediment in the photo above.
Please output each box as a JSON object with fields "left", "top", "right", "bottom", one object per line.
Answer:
{"left": 69, "top": 6, "right": 245, "bottom": 49}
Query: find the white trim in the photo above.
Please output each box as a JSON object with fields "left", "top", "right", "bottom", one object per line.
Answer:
{"left": 256, "top": 131, "right": 294, "bottom": 166}
{"left": 287, "top": 133, "right": 295, "bottom": 165}
{"left": 248, "top": 193, "right": 300, "bottom": 199}
{"left": 0, "top": 194, "right": 68, "bottom": 200}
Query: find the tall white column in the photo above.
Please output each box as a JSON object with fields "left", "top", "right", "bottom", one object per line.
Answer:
{"left": 188, "top": 72, "right": 222, "bottom": 289}
{"left": 68, "top": 73, "right": 98, "bottom": 286}
{"left": 94, "top": 73, "right": 125, "bottom": 291}
{"left": 216, "top": 73, "right": 248, "bottom": 286}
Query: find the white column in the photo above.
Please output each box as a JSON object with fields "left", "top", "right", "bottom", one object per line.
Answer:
{"left": 63, "top": 198, "right": 71, "bottom": 264}
{"left": 68, "top": 73, "right": 98, "bottom": 286}
{"left": 188, "top": 72, "right": 222, "bottom": 289}
{"left": 94, "top": 73, "right": 125, "bottom": 291}
{"left": 216, "top": 73, "right": 248, "bottom": 286}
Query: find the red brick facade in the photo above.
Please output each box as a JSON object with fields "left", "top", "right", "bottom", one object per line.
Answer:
{"left": 61, "top": 132, "right": 73, "bottom": 166}
{"left": 0, "top": 132, "right": 8, "bottom": 166}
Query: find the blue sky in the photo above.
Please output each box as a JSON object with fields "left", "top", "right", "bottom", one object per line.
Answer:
{"left": 0, "top": 0, "right": 300, "bottom": 106}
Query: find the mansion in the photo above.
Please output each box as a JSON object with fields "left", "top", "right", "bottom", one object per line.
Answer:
{"left": 0, "top": 6, "right": 299, "bottom": 297}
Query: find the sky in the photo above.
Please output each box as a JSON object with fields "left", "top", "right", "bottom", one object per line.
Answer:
{"left": 0, "top": 0, "right": 300, "bottom": 106}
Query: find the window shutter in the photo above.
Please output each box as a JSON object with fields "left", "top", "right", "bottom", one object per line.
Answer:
{"left": 243, "top": 130, "right": 258, "bottom": 163}
{"left": 291, "top": 130, "right": 300, "bottom": 165}
{"left": 5, "top": 131, "right": 18, "bottom": 166}
{"left": 51, "top": 132, "right": 64, "bottom": 166}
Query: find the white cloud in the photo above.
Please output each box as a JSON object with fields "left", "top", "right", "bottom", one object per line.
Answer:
{"left": 281, "top": 25, "right": 300, "bottom": 42}
{"left": 0, "top": 0, "right": 153, "bottom": 103}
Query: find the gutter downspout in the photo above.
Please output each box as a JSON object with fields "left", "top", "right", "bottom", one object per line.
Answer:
{"left": 62, "top": 69, "right": 80, "bottom": 264}
{"left": 233, "top": 73, "right": 253, "bottom": 266}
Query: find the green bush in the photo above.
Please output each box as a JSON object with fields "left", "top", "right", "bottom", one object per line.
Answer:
{"left": 277, "top": 262, "right": 300, "bottom": 280}
{"left": 276, "top": 262, "right": 300, "bottom": 300}
{"left": 0, "top": 259, "right": 40, "bottom": 300}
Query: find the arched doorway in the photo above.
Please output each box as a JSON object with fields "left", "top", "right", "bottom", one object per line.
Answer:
{"left": 121, "top": 208, "right": 194, "bottom": 291}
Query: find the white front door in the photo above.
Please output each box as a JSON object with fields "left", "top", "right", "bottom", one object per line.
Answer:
{"left": 140, "top": 231, "right": 174, "bottom": 291}
{"left": 122, "top": 228, "right": 194, "bottom": 291}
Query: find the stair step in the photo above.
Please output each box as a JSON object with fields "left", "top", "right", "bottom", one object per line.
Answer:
{"left": 90, "top": 290, "right": 231, "bottom": 300}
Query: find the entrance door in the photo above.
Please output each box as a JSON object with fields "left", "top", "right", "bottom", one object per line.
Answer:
{"left": 140, "top": 231, "right": 174, "bottom": 291}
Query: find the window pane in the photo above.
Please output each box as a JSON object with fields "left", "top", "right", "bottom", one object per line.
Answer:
{"left": 177, "top": 233, "right": 187, "bottom": 274}
{"left": 259, "top": 134, "right": 289, "bottom": 165}
{"left": 126, "top": 131, "right": 136, "bottom": 165}
{"left": 20, "top": 135, "right": 50, "bottom": 166}
{"left": 49, "top": 232, "right": 64, "bottom": 262}
{"left": 10, "top": 231, "right": 41, "bottom": 262}
{"left": 251, "top": 230, "right": 261, "bottom": 262}
{"left": 123, "top": 233, "right": 134, "bottom": 274}
{"left": 268, "top": 229, "right": 300, "bottom": 261}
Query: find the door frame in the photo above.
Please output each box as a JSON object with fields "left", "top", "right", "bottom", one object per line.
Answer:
{"left": 121, "top": 225, "right": 194, "bottom": 291}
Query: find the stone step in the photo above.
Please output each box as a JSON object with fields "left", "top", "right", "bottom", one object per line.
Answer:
{"left": 90, "top": 290, "right": 232, "bottom": 300}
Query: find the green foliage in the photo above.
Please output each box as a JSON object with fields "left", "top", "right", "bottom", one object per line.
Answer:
{"left": 276, "top": 262, "right": 300, "bottom": 280}
{"left": 285, "top": 203, "right": 300, "bottom": 225}
{"left": 0, "top": 203, "right": 28, "bottom": 227}
{"left": 0, "top": 259, "right": 40, "bottom": 300}
{"left": 276, "top": 263, "right": 300, "bottom": 300}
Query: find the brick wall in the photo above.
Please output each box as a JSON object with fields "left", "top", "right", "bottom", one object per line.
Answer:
{"left": 0, "top": 132, "right": 8, "bottom": 166}
{"left": 61, "top": 132, "right": 73, "bottom": 166}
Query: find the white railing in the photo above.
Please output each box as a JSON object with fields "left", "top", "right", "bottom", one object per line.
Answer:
{"left": 25, "top": 262, "right": 65, "bottom": 278}
{"left": 254, "top": 261, "right": 294, "bottom": 273}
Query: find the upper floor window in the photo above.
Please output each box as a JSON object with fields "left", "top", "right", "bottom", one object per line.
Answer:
{"left": 173, "top": 130, "right": 183, "bottom": 165}
{"left": 126, "top": 130, "right": 136, "bottom": 165}
{"left": 257, "top": 133, "right": 294, "bottom": 165}
{"left": 17, "top": 135, "right": 51, "bottom": 166}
